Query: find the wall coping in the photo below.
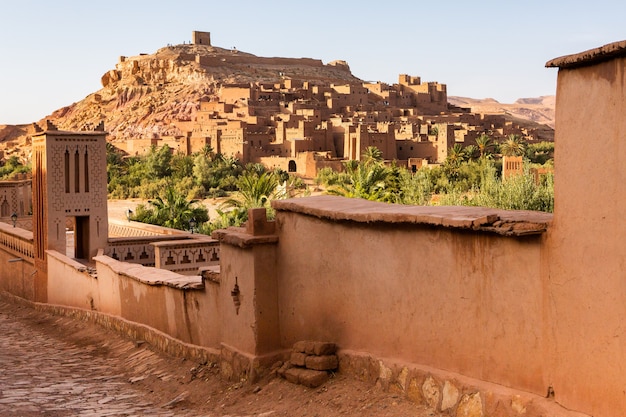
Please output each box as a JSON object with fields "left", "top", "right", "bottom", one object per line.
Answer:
{"left": 108, "top": 217, "right": 191, "bottom": 237}
{"left": 93, "top": 254, "right": 205, "bottom": 290}
{"left": 272, "top": 195, "right": 552, "bottom": 237}
{"left": 546, "top": 39, "right": 626, "bottom": 69}
{"left": 212, "top": 227, "right": 279, "bottom": 248}
{"left": 47, "top": 250, "right": 96, "bottom": 277}
{"left": 150, "top": 237, "right": 219, "bottom": 248}
{"left": 107, "top": 235, "right": 189, "bottom": 245}
{"left": 0, "top": 221, "right": 33, "bottom": 240}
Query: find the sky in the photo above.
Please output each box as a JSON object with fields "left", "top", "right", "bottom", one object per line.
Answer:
{"left": 1, "top": 0, "right": 625, "bottom": 125}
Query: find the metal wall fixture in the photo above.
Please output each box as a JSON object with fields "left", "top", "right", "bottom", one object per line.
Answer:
{"left": 231, "top": 276, "right": 241, "bottom": 315}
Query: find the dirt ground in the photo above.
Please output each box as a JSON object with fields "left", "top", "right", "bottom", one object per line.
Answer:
{"left": 5, "top": 298, "right": 440, "bottom": 417}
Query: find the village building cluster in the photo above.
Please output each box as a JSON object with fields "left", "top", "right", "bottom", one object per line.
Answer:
{"left": 116, "top": 33, "right": 545, "bottom": 177}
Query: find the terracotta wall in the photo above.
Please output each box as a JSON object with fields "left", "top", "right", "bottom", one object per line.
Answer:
{"left": 545, "top": 53, "right": 626, "bottom": 417}
{"left": 0, "top": 248, "right": 36, "bottom": 300}
{"left": 47, "top": 251, "right": 101, "bottom": 311}
{"left": 218, "top": 243, "right": 280, "bottom": 358}
{"left": 273, "top": 210, "right": 547, "bottom": 396}
{"left": 0, "top": 223, "right": 36, "bottom": 299}
{"left": 45, "top": 250, "right": 222, "bottom": 350}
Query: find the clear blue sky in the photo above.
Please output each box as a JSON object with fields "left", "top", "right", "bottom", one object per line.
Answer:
{"left": 1, "top": 0, "right": 625, "bottom": 125}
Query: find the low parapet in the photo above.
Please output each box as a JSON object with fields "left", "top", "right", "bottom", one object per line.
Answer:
{"left": 272, "top": 195, "right": 551, "bottom": 237}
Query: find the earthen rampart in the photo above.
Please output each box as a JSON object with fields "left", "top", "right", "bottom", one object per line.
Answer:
{"left": 197, "top": 55, "right": 325, "bottom": 69}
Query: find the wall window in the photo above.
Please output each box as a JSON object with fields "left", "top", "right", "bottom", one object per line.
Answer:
{"left": 64, "top": 149, "right": 70, "bottom": 193}
{"left": 84, "top": 149, "right": 89, "bottom": 193}
{"left": 0, "top": 199, "right": 9, "bottom": 217}
{"left": 74, "top": 149, "right": 80, "bottom": 193}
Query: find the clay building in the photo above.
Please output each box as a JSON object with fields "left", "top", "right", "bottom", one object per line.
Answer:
{"left": 191, "top": 31, "right": 211, "bottom": 46}
{"left": 0, "top": 173, "right": 31, "bottom": 220}
{"left": 101, "top": 29, "right": 549, "bottom": 176}
{"left": 113, "top": 42, "right": 544, "bottom": 177}
{"left": 31, "top": 121, "right": 109, "bottom": 267}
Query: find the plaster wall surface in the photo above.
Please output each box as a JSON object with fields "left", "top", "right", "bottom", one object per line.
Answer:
{"left": 0, "top": 249, "right": 35, "bottom": 300}
{"left": 45, "top": 250, "right": 222, "bottom": 350}
{"left": 218, "top": 244, "right": 258, "bottom": 355}
{"left": 101, "top": 256, "right": 221, "bottom": 348}
{"left": 0, "top": 223, "right": 36, "bottom": 299}
{"left": 545, "top": 55, "right": 626, "bottom": 416}
{"left": 251, "top": 244, "right": 280, "bottom": 355}
{"left": 274, "top": 208, "right": 546, "bottom": 396}
{"left": 47, "top": 251, "right": 100, "bottom": 311}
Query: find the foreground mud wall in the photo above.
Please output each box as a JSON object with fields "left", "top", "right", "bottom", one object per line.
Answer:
{"left": 546, "top": 43, "right": 626, "bottom": 417}
{"left": 272, "top": 199, "right": 548, "bottom": 397}
{"left": 46, "top": 250, "right": 222, "bottom": 351}
{"left": 0, "top": 223, "right": 36, "bottom": 300}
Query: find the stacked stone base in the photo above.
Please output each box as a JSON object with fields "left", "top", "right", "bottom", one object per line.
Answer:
{"left": 278, "top": 341, "right": 338, "bottom": 388}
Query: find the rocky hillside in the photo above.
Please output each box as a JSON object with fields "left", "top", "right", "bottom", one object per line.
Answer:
{"left": 56, "top": 44, "right": 358, "bottom": 139}
{"left": 0, "top": 43, "right": 360, "bottom": 161}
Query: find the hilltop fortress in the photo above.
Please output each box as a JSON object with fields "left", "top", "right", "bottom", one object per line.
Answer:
{"left": 91, "top": 31, "right": 551, "bottom": 177}
{"left": 0, "top": 31, "right": 552, "bottom": 169}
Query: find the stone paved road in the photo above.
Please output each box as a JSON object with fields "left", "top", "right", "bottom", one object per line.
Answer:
{"left": 0, "top": 297, "right": 440, "bottom": 417}
{"left": 0, "top": 299, "right": 209, "bottom": 417}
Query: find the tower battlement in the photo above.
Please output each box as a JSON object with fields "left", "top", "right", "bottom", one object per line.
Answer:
{"left": 192, "top": 31, "right": 211, "bottom": 46}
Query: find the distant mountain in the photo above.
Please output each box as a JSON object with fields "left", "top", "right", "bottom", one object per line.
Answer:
{"left": 448, "top": 95, "right": 555, "bottom": 129}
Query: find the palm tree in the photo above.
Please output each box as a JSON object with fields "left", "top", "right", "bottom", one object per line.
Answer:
{"left": 130, "top": 186, "right": 208, "bottom": 230}
{"left": 327, "top": 162, "right": 397, "bottom": 202}
{"left": 222, "top": 171, "right": 279, "bottom": 211}
{"left": 500, "top": 134, "right": 526, "bottom": 157}
{"left": 343, "top": 159, "right": 359, "bottom": 174}
{"left": 361, "top": 146, "right": 383, "bottom": 165}
{"left": 475, "top": 134, "right": 493, "bottom": 158}
{"left": 147, "top": 186, "right": 208, "bottom": 230}
{"left": 445, "top": 143, "right": 468, "bottom": 167}
{"left": 215, "top": 171, "right": 281, "bottom": 227}
{"left": 216, "top": 154, "right": 240, "bottom": 170}
{"left": 244, "top": 162, "right": 267, "bottom": 176}
{"left": 464, "top": 145, "right": 479, "bottom": 161}
{"left": 200, "top": 144, "right": 214, "bottom": 160}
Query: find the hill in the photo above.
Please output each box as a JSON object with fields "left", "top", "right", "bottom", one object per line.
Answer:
{"left": 52, "top": 43, "right": 361, "bottom": 142}
{"left": 0, "top": 43, "right": 360, "bottom": 161}
{"left": 0, "top": 41, "right": 554, "bottom": 162}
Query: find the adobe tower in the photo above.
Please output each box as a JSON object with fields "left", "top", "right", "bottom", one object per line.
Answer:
{"left": 31, "top": 121, "right": 108, "bottom": 296}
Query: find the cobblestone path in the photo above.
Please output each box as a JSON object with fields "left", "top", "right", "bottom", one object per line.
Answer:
{"left": 0, "top": 297, "right": 439, "bottom": 417}
{"left": 0, "top": 300, "right": 209, "bottom": 417}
